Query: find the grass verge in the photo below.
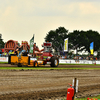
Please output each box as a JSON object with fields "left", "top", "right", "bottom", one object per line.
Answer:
{"left": 62, "top": 95, "right": 100, "bottom": 100}
{"left": 0, "top": 67, "right": 100, "bottom": 70}
{"left": 0, "top": 62, "right": 8, "bottom": 64}
{"left": 75, "top": 95, "right": 100, "bottom": 100}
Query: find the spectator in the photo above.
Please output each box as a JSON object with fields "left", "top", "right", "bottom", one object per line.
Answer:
{"left": 86, "top": 56, "right": 89, "bottom": 60}
{"left": 79, "top": 56, "right": 81, "bottom": 60}
{"left": 95, "top": 57, "right": 97, "bottom": 60}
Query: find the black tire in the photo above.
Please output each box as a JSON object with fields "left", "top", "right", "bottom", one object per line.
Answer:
{"left": 17, "top": 63, "right": 22, "bottom": 67}
{"left": 50, "top": 57, "right": 59, "bottom": 67}
{"left": 34, "top": 61, "right": 38, "bottom": 67}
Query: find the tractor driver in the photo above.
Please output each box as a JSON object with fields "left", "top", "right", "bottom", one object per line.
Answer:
{"left": 15, "top": 48, "right": 18, "bottom": 55}
{"left": 33, "top": 43, "right": 40, "bottom": 57}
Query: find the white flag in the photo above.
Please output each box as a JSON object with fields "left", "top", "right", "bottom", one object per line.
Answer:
{"left": 64, "top": 38, "right": 68, "bottom": 52}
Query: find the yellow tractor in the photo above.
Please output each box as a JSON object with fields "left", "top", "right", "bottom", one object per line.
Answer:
{"left": 9, "top": 42, "right": 59, "bottom": 67}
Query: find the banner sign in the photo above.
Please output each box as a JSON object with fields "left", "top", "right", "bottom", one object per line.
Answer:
{"left": 64, "top": 38, "right": 68, "bottom": 52}
{"left": 90, "top": 42, "right": 94, "bottom": 55}
{"left": 0, "top": 57, "right": 8, "bottom": 62}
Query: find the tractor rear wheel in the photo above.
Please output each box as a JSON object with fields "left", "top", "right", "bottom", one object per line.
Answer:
{"left": 50, "top": 57, "right": 59, "bottom": 67}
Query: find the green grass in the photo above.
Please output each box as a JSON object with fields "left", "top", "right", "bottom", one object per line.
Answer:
{"left": 0, "top": 67, "right": 100, "bottom": 70}
{"left": 0, "top": 62, "right": 8, "bottom": 64}
{"left": 62, "top": 95, "right": 100, "bottom": 100}
{"left": 75, "top": 95, "right": 100, "bottom": 100}
{"left": 0, "top": 62, "right": 100, "bottom": 70}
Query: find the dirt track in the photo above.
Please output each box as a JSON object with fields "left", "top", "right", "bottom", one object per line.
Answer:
{"left": 0, "top": 64, "right": 100, "bottom": 100}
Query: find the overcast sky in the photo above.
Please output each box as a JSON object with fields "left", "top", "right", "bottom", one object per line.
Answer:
{"left": 0, "top": 0, "right": 100, "bottom": 49}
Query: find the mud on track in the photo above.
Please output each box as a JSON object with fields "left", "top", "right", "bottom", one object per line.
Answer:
{"left": 0, "top": 64, "right": 100, "bottom": 100}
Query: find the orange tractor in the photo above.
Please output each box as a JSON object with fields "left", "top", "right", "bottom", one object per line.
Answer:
{"left": 9, "top": 42, "right": 59, "bottom": 67}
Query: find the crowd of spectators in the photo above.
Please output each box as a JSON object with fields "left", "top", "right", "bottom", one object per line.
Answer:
{"left": 0, "top": 52, "right": 8, "bottom": 57}
{"left": 0, "top": 49, "right": 29, "bottom": 57}
{"left": 0, "top": 50, "right": 15, "bottom": 57}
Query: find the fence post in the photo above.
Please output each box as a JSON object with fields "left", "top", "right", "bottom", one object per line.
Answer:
{"left": 73, "top": 78, "right": 77, "bottom": 100}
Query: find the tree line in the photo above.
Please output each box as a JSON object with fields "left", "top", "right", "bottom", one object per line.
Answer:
{"left": 1, "top": 27, "right": 100, "bottom": 56}
{"left": 45, "top": 27, "right": 100, "bottom": 55}
{"left": 0, "top": 34, "right": 5, "bottom": 48}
